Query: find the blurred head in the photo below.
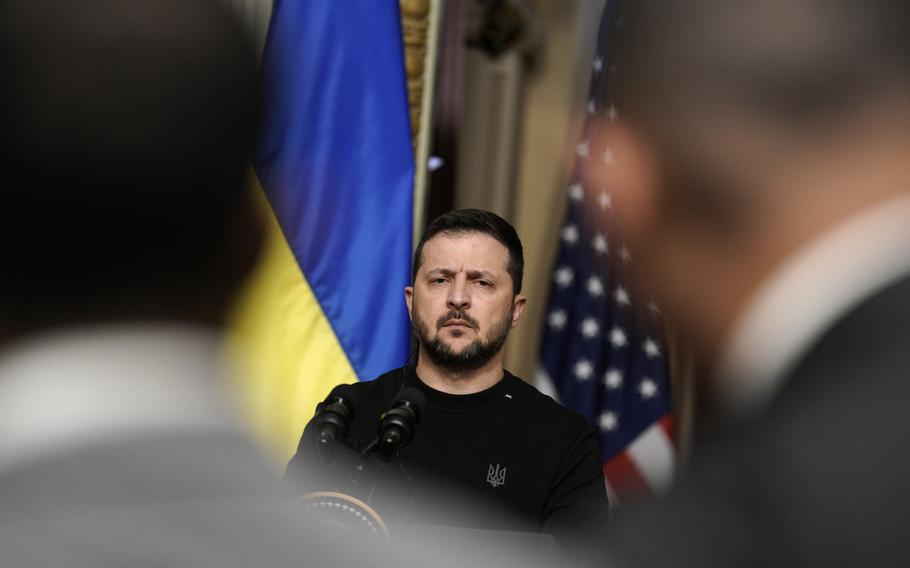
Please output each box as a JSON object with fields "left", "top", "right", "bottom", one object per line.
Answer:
{"left": 0, "top": 0, "right": 262, "bottom": 338}
{"left": 406, "top": 209, "right": 526, "bottom": 373}
{"left": 584, "top": 0, "right": 910, "bottom": 367}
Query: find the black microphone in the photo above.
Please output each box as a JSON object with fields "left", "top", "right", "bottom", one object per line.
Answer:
{"left": 314, "top": 384, "right": 360, "bottom": 449}
{"left": 376, "top": 387, "right": 426, "bottom": 458}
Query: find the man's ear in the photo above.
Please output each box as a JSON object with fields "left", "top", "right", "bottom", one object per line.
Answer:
{"left": 404, "top": 286, "right": 414, "bottom": 320}
{"left": 583, "top": 120, "right": 661, "bottom": 251}
{"left": 510, "top": 294, "right": 527, "bottom": 329}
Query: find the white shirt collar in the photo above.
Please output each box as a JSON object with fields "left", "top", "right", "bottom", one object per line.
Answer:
{"left": 0, "top": 324, "right": 240, "bottom": 472}
{"left": 715, "top": 194, "right": 910, "bottom": 416}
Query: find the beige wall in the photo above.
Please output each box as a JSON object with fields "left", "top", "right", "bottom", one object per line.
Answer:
{"left": 505, "top": 0, "right": 605, "bottom": 380}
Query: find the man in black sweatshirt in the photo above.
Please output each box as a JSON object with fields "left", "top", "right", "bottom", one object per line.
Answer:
{"left": 288, "top": 209, "right": 608, "bottom": 541}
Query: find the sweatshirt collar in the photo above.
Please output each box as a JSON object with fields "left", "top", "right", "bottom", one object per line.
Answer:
{"left": 403, "top": 365, "right": 517, "bottom": 412}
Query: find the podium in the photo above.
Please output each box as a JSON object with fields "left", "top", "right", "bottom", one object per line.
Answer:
{"left": 390, "top": 523, "right": 568, "bottom": 565}
{"left": 298, "top": 490, "right": 570, "bottom": 565}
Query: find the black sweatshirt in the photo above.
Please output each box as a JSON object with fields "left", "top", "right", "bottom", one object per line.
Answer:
{"left": 287, "top": 365, "right": 609, "bottom": 538}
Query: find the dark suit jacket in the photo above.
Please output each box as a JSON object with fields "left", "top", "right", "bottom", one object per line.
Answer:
{"left": 607, "top": 275, "right": 910, "bottom": 566}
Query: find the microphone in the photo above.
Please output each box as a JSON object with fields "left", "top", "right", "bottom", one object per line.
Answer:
{"left": 376, "top": 387, "right": 426, "bottom": 458}
{"left": 314, "top": 384, "right": 360, "bottom": 448}
{"left": 340, "top": 387, "right": 424, "bottom": 509}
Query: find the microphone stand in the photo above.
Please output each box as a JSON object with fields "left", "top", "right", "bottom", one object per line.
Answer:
{"left": 345, "top": 438, "right": 412, "bottom": 512}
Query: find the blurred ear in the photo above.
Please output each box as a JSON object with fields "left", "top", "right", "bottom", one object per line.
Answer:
{"left": 583, "top": 120, "right": 661, "bottom": 251}
{"left": 220, "top": 189, "right": 266, "bottom": 303}
{"left": 225, "top": 171, "right": 269, "bottom": 292}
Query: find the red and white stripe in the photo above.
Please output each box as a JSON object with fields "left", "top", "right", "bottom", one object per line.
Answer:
{"left": 534, "top": 368, "right": 676, "bottom": 506}
{"left": 603, "top": 414, "right": 675, "bottom": 506}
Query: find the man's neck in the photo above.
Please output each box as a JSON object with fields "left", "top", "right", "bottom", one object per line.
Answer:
{"left": 414, "top": 353, "right": 506, "bottom": 395}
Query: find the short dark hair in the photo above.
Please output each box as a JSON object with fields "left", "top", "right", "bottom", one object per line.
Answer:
{"left": 412, "top": 209, "right": 524, "bottom": 295}
{"left": 0, "top": 0, "right": 260, "bottom": 327}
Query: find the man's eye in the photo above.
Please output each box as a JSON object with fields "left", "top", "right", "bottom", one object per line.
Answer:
{"left": 476, "top": 280, "right": 492, "bottom": 287}
{"left": 431, "top": 278, "right": 447, "bottom": 284}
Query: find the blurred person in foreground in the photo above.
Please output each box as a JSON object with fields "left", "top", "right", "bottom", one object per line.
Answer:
{"left": 583, "top": 0, "right": 910, "bottom": 565}
{"left": 0, "top": 0, "right": 377, "bottom": 566}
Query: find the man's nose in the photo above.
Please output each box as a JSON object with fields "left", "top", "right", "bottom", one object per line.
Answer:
{"left": 447, "top": 276, "right": 470, "bottom": 310}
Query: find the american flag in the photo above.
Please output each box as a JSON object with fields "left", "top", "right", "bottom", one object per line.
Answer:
{"left": 535, "top": 0, "right": 675, "bottom": 506}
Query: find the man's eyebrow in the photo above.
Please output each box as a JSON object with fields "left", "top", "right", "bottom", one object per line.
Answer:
{"left": 466, "top": 270, "right": 496, "bottom": 280}
{"left": 426, "top": 268, "right": 456, "bottom": 277}
{"left": 425, "top": 268, "right": 497, "bottom": 279}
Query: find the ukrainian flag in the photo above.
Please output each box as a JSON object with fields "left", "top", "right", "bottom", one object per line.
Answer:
{"left": 229, "top": 0, "right": 414, "bottom": 464}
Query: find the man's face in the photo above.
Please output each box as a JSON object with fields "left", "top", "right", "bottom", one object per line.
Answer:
{"left": 405, "top": 232, "right": 526, "bottom": 373}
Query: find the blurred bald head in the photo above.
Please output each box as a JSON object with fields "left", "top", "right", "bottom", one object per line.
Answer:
{"left": 585, "top": 0, "right": 910, "bottom": 365}
{"left": 618, "top": 0, "right": 910, "bottom": 118}
{"left": 0, "top": 0, "right": 261, "bottom": 333}
{"left": 611, "top": 0, "right": 910, "bottom": 228}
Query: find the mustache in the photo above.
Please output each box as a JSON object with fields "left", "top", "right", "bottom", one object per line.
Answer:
{"left": 436, "top": 310, "right": 479, "bottom": 331}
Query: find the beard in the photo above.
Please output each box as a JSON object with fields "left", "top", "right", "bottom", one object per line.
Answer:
{"left": 412, "top": 307, "right": 513, "bottom": 373}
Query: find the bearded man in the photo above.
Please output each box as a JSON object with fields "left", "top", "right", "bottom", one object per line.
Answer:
{"left": 287, "top": 209, "right": 607, "bottom": 541}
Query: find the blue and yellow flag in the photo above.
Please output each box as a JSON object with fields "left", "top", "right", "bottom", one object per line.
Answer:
{"left": 230, "top": 0, "right": 414, "bottom": 463}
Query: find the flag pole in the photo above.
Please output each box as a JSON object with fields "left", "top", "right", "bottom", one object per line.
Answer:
{"left": 400, "top": 0, "right": 442, "bottom": 250}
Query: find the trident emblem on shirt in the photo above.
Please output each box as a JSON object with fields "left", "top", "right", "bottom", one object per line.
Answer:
{"left": 487, "top": 464, "right": 507, "bottom": 488}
